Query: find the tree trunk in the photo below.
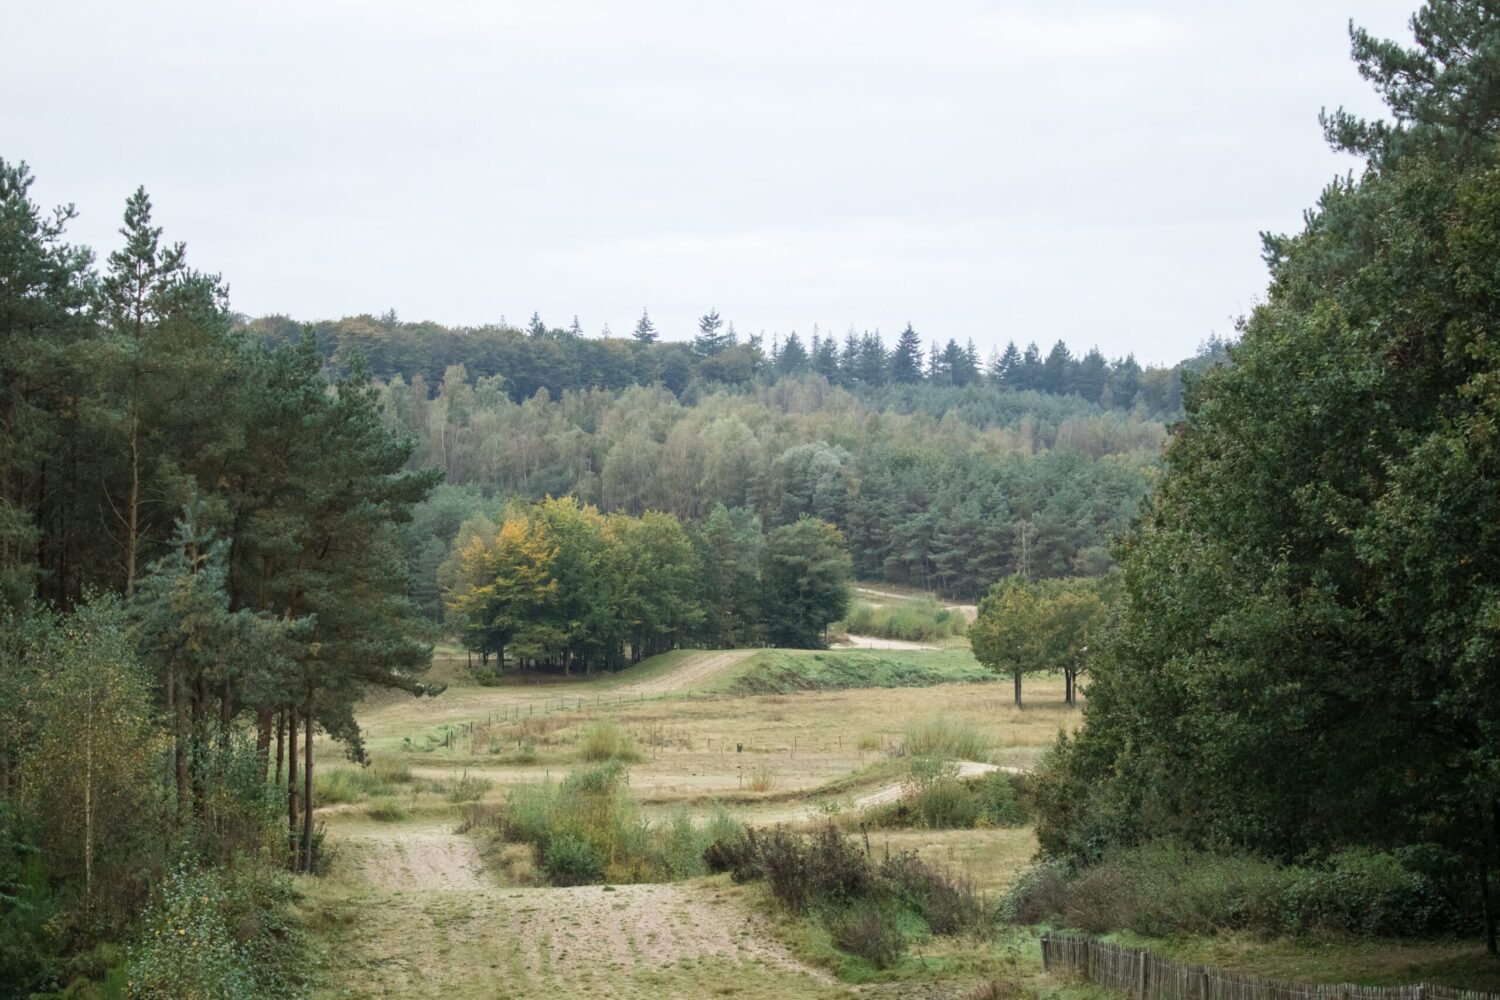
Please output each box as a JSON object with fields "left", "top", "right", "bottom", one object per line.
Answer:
{"left": 125, "top": 417, "right": 139, "bottom": 598}
{"left": 1485, "top": 801, "right": 1500, "bottom": 957}
{"left": 287, "top": 705, "right": 299, "bottom": 871}
{"left": 274, "top": 710, "right": 284, "bottom": 789}
{"left": 1013, "top": 668, "right": 1023, "bottom": 708}
{"left": 302, "top": 692, "right": 315, "bottom": 873}
{"left": 173, "top": 665, "right": 189, "bottom": 822}
{"left": 1064, "top": 668, "right": 1075, "bottom": 707}
{"left": 255, "top": 706, "right": 274, "bottom": 782}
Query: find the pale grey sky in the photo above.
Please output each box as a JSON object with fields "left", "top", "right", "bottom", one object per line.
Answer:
{"left": 5, "top": 1, "right": 1415, "bottom": 365}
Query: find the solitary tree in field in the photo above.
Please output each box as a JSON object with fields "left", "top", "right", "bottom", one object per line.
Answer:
{"left": 970, "top": 576, "right": 1046, "bottom": 707}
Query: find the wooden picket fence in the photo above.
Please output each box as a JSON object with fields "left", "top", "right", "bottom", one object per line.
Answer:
{"left": 1040, "top": 932, "right": 1498, "bottom": 1000}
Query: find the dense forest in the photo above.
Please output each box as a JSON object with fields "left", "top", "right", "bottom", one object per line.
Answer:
{"left": 1030, "top": 0, "right": 1500, "bottom": 956}
{"left": 0, "top": 168, "right": 440, "bottom": 994}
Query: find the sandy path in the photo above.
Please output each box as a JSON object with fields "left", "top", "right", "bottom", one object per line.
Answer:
{"left": 341, "top": 821, "right": 491, "bottom": 891}
{"left": 320, "top": 807, "right": 843, "bottom": 998}
{"left": 835, "top": 633, "right": 941, "bottom": 651}
{"left": 853, "top": 761, "right": 1021, "bottom": 810}
{"left": 854, "top": 586, "right": 979, "bottom": 623}
{"left": 617, "top": 649, "right": 755, "bottom": 697}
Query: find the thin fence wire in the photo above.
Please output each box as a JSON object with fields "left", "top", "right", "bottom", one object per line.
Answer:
{"left": 1041, "top": 932, "right": 1497, "bottom": 1000}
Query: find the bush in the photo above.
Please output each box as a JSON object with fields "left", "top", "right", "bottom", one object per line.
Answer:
{"left": 903, "top": 716, "right": 989, "bottom": 761}
{"left": 493, "top": 764, "right": 744, "bottom": 885}
{"left": 1002, "top": 845, "right": 1462, "bottom": 938}
{"left": 578, "top": 722, "right": 643, "bottom": 763}
{"left": 445, "top": 772, "right": 492, "bottom": 803}
{"left": 314, "top": 767, "right": 393, "bottom": 805}
{"left": 827, "top": 901, "right": 906, "bottom": 969}
{"left": 747, "top": 764, "right": 778, "bottom": 792}
{"left": 365, "top": 796, "right": 410, "bottom": 823}
{"left": 860, "top": 762, "right": 1026, "bottom": 831}
{"left": 1000, "top": 858, "right": 1070, "bottom": 924}
{"left": 843, "top": 599, "right": 967, "bottom": 642}
{"left": 878, "top": 851, "right": 985, "bottom": 935}
{"left": 977, "top": 771, "right": 1027, "bottom": 826}
{"left": 126, "top": 863, "right": 305, "bottom": 999}
{"left": 544, "top": 835, "right": 604, "bottom": 885}
{"left": 704, "top": 824, "right": 989, "bottom": 969}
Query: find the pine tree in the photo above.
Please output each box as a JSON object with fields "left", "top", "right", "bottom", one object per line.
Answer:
{"left": 632, "top": 309, "right": 658, "bottom": 344}
{"left": 839, "top": 329, "right": 861, "bottom": 384}
{"left": 693, "top": 309, "right": 728, "bottom": 355}
{"left": 568, "top": 315, "right": 584, "bottom": 338}
{"left": 890, "top": 324, "right": 924, "bottom": 384}
{"left": 990, "top": 340, "right": 1022, "bottom": 385}
{"left": 777, "top": 331, "right": 809, "bottom": 375}
{"left": 812, "top": 331, "right": 840, "bottom": 381}
{"left": 858, "top": 331, "right": 888, "bottom": 386}
{"left": 528, "top": 312, "right": 547, "bottom": 337}
{"left": 99, "top": 188, "right": 188, "bottom": 597}
{"left": 1041, "top": 340, "right": 1075, "bottom": 394}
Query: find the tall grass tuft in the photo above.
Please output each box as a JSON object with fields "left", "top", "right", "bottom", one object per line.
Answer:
{"left": 493, "top": 762, "right": 744, "bottom": 885}
{"left": 577, "top": 721, "right": 644, "bottom": 763}
{"left": 843, "top": 598, "right": 966, "bottom": 642}
{"left": 903, "top": 715, "right": 990, "bottom": 761}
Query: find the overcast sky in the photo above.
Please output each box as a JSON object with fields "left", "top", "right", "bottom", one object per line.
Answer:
{"left": 6, "top": 1, "right": 1416, "bottom": 365}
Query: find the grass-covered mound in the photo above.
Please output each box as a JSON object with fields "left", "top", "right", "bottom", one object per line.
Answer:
{"left": 459, "top": 761, "right": 741, "bottom": 885}
{"left": 722, "top": 649, "right": 992, "bottom": 695}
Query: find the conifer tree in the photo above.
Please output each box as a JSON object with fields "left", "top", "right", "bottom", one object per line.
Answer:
{"left": 890, "top": 324, "right": 924, "bottom": 384}
{"left": 632, "top": 308, "right": 658, "bottom": 344}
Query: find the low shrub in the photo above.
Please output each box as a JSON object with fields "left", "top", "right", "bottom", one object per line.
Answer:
{"left": 126, "top": 863, "right": 306, "bottom": 999}
{"left": 705, "top": 824, "right": 989, "bottom": 969}
{"left": 365, "top": 796, "right": 410, "bottom": 823}
{"left": 1001, "top": 844, "right": 1463, "bottom": 938}
{"left": 314, "top": 767, "right": 393, "bottom": 805}
{"left": 843, "top": 599, "right": 967, "bottom": 642}
{"left": 747, "top": 764, "right": 778, "bottom": 792}
{"left": 578, "top": 722, "right": 643, "bottom": 763}
{"left": 903, "top": 716, "right": 989, "bottom": 761}
{"left": 860, "top": 762, "right": 1027, "bottom": 831}
{"left": 878, "top": 851, "right": 986, "bottom": 934}
{"left": 493, "top": 763, "right": 743, "bottom": 885}
{"left": 828, "top": 900, "right": 906, "bottom": 969}
{"left": 445, "top": 772, "right": 492, "bottom": 803}
{"left": 544, "top": 835, "right": 605, "bottom": 885}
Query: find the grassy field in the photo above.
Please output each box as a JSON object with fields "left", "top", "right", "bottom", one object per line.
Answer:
{"left": 296, "top": 644, "right": 1500, "bottom": 998}
{"left": 299, "top": 645, "right": 1081, "bottom": 997}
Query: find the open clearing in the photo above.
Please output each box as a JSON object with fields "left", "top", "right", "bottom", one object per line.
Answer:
{"left": 303, "top": 644, "right": 1078, "bottom": 997}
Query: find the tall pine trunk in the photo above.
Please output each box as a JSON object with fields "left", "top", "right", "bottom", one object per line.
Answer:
{"left": 287, "top": 705, "right": 299, "bottom": 871}
{"left": 274, "top": 709, "right": 285, "bottom": 788}
{"left": 255, "top": 706, "right": 273, "bottom": 782}
{"left": 302, "top": 690, "right": 315, "bottom": 873}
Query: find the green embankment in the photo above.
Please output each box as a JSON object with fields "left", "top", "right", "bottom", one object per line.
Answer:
{"left": 715, "top": 648, "right": 993, "bottom": 695}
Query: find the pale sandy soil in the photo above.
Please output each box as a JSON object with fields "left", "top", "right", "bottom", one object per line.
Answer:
{"left": 617, "top": 649, "right": 755, "bottom": 696}
{"left": 835, "top": 633, "right": 941, "bottom": 651}
{"left": 853, "top": 586, "right": 979, "bottom": 623}
{"left": 314, "top": 820, "right": 844, "bottom": 999}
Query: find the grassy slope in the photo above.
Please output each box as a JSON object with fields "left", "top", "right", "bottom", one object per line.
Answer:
{"left": 715, "top": 648, "right": 993, "bottom": 695}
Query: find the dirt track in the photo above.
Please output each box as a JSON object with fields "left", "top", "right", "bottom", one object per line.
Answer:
{"left": 852, "top": 761, "right": 1022, "bottom": 810}
{"left": 617, "top": 649, "right": 755, "bottom": 696}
